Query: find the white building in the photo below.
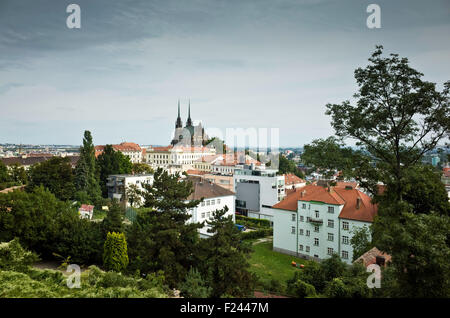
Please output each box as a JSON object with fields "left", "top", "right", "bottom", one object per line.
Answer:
{"left": 78, "top": 204, "right": 94, "bottom": 220}
{"left": 233, "top": 164, "right": 285, "bottom": 222}
{"left": 106, "top": 174, "right": 154, "bottom": 207}
{"left": 145, "top": 145, "right": 216, "bottom": 171}
{"left": 271, "top": 184, "right": 377, "bottom": 264}
{"left": 186, "top": 176, "right": 235, "bottom": 238}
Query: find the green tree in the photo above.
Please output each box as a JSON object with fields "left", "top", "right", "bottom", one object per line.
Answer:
{"left": 102, "top": 200, "right": 124, "bottom": 236}
{"left": 8, "top": 163, "right": 27, "bottom": 184}
{"left": 278, "top": 154, "right": 304, "bottom": 179}
{"left": 97, "top": 144, "right": 133, "bottom": 196}
{"left": 179, "top": 267, "right": 212, "bottom": 298}
{"left": 0, "top": 238, "right": 39, "bottom": 272}
{"left": 0, "top": 161, "right": 10, "bottom": 184}
{"left": 324, "top": 278, "right": 351, "bottom": 298}
{"left": 127, "top": 168, "right": 202, "bottom": 287}
{"left": 199, "top": 206, "right": 256, "bottom": 297}
{"left": 350, "top": 225, "right": 373, "bottom": 261}
{"left": 28, "top": 157, "right": 75, "bottom": 201}
{"left": 75, "top": 131, "right": 101, "bottom": 202}
{"left": 325, "top": 45, "right": 449, "bottom": 199}
{"left": 131, "top": 163, "right": 154, "bottom": 175}
{"left": 103, "top": 232, "right": 129, "bottom": 272}
{"left": 286, "top": 275, "right": 316, "bottom": 298}
{"left": 125, "top": 184, "right": 142, "bottom": 207}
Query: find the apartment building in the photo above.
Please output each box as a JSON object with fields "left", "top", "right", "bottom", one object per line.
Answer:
{"left": 186, "top": 176, "right": 235, "bottom": 238}
{"left": 95, "top": 142, "right": 143, "bottom": 163}
{"left": 106, "top": 174, "right": 154, "bottom": 207}
{"left": 145, "top": 145, "right": 216, "bottom": 171}
{"left": 271, "top": 184, "right": 377, "bottom": 264}
{"left": 233, "top": 164, "right": 285, "bottom": 222}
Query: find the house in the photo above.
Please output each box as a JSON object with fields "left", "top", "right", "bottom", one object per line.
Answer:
{"left": 186, "top": 176, "right": 235, "bottom": 238}
{"left": 354, "top": 247, "right": 391, "bottom": 267}
{"left": 233, "top": 164, "right": 285, "bottom": 223}
{"left": 284, "top": 173, "right": 306, "bottom": 190}
{"left": 271, "top": 183, "right": 377, "bottom": 264}
{"left": 106, "top": 174, "right": 154, "bottom": 207}
{"left": 79, "top": 204, "right": 94, "bottom": 220}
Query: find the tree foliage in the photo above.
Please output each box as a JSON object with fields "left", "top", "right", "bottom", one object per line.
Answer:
{"left": 103, "top": 232, "right": 129, "bottom": 272}
{"left": 97, "top": 144, "right": 132, "bottom": 196}
{"left": 179, "top": 267, "right": 212, "bottom": 298}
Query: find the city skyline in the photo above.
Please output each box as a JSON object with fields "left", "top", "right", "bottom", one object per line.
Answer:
{"left": 0, "top": 0, "right": 449, "bottom": 147}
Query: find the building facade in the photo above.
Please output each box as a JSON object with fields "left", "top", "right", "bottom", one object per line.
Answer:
{"left": 95, "top": 142, "right": 143, "bottom": 163}
{"left": 106, "top": 174, "right": 154, "bottom": 207}
{"left": 271, "top": 184, "right": 377, "bottom": 264}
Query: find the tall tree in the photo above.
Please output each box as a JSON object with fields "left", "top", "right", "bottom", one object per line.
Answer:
{"left": 102, "top": 200, "right": 124, "bottom": 236}
{"left": 28, "top": 157, "right": 75, "bottom": 201}
{"left": 0, "top": 161, "right": 11, "bottom": 185}
{"left": 131, "top": 163, "right": 154, "bottom": 175}
{"left": 97, "top": 144, "right": 132, "bottom": 196}
{"left": 75, "top": 130, "right": 101, "bottom": 202}
{"left": 199, "top": 206, "right": 256, "bottom": 297}
{"left": 103, "top": 232, "right": 129, "bottom": 272}
{"left": 127, "top": 168, "right": 202, "bottom": 287}
{"left": 325, "top": 45, "right": 449, "bottom": 199}
{"left": 278, "top": 154, "right": 305, "bottom": 179}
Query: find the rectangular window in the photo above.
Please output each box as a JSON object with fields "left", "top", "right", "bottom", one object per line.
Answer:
{"left": 306, "top": 230, "right": 310, "bottom": 237}
{"left": 328, "top": 206, "right": 334, "bottom": 213}
{"left": 292, "top": 214, "right": 296, "bottom": 222}
{"left": 299, "top": 245, "right": 303, "bottom": 251}
{"left": 314, "top": 238, "right": 319, "bottom": 246}
{"left": 342, "top": 221, "right": 349, "bottom": 230}
{"left": 206, "top": 200, "right": 210, "bottom": 206}
{"left": 211, "top": 199, "right": 215, "bottom": 205}
{"left": 306, "top": 246, "right": 310, "bottom": 253}
{"left": 315, "top": 211, "right": 319, "bottom": 218}
{"left": 342, "top": 251, "right": 349, "bottom": 259}
{"left": 299, "top": 216, "right": 304, "bottom": 222}
{"left": 327, "top": 248, "right": 334, "bottom": 255}
{"left": 302, "top": 203, "right": 306, "bottom": 209}
{"left": 201, "top": 212, "right": 205, "bottom": 219}
{"left": 299, "top": 229, "right": 304, "bottom": 235}
{"left": 217, "top": 199, "right": 221, "bottom": 204}
{"left": 328, "top": 233, "right": 334, "bottom": 241}
{"left": 328, "top": 219, "right": 334, "bottom": 228}
{"left": 342, "top": 236, "right": 349, "bottom": 245}
{"left": 291, "top": 226, "right": 296, "bottom": 234}
{"left": 314, "top": 226, "right": 319, "bottom": 233}
{"left": 201, "top": 201, "right": 205, "bottom": 207}
{"left": 206, "top": 212, "right": 211, "bottom": 218}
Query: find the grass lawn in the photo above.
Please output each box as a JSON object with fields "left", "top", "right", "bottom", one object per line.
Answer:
{"left": 248, "top": 240, "right": 312, "bottom": 291}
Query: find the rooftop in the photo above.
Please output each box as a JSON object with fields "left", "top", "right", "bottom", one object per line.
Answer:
{"left": 186, "top": 176, "right": 235, "bottom": 200}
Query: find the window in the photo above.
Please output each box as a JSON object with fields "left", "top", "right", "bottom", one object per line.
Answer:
{"left": 206, "top": 200, "right": 210, "bottom": 206}
{"left": 306, "top": 246, "right": 310, "bottom": 253}
{"left": 327, "top": 248, "right": 334, "bottom": 255}
{"left": 201, "top": 201, "right": 205, "bottom": 207}
{"left": 314, "top": 238, "right": 319, "bottom": 246}
{"left": 306, "top": 230, "right": 310, "bottom": 237}
{"left": 342, "top": 236, "right": 349, "bottom": 245}
{"left": 211, "top": 199, "right": 215, "bottom": 205}
{"left": 299, "top": 229, "right": 304, "bottom": 235}
{"left": 314, "top": 226, "right": 319, "bottom": 233}
{"left": 328, "top": 233, "right": 334, "bottom": 241}
{"left": 201, "top": 212, "right": 205, "bottom": 218}
{"left": 306, "top": 217, "right": 311, "bottom": 222}
{"left": 292, "top": 214, "right": 296, "bottom": 221}
{"left": 302, "top": 203, "right": 306, "bottom": 209}
{"left": 299, "top": 245, "right": 303, "bottom": 251}
{"left": 328, "top": 206, "right": 334, "bottom": 213}
{"left": 217, "top": 199, "right": 221, "bottom": 204}
{"left": 206, "top": 212, "right": 211, "bottom": 218}
{"left": 342, "top": 251, "right": 349, "bottom": 259}
{"left": 342, "top": 221, "right": 349, "bottom": 230}
{"left": 291, "top": 226, "right": 296, "bottom": 234}
{"left": 315, "top": 211, "right": 319, "bottom": 218}
{"left": 299, "top": 216, "right": 304, "bottom": 222}
{"left": 328, "top": 219, "right": 334, "bottom": 228}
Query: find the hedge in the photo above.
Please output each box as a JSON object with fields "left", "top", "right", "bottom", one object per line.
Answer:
{"left": 240, "top": 228, "right": 272, "bottom": 240}
{"left": 235, "top": 215, "right": 271, "bottom": 229}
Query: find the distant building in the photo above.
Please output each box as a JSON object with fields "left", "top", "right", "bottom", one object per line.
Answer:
{"left": 171, "top": 100, "right": 209, "bottom": 147}
{"left": 186, "top": 176, "right": 235, "bottom": 238}
{"left": 233, "top": 164, "right": 285, "bottom": 222}
{"left": 79, "top": 204, "right": 94, "bottom": 220}
{"left": 95, "top": 142, "right": 144, "bottom": 163}
{"left": 271, "top": 184, "right": 377, "bottom": 264}
{"left": 284, "top": 173, "right": 306, "bottom": 190}
{"left": 106, "top": 174, "right": 154, "bottom": 207}
{"left": 0, "top": 155, "right": 79, "bottom": 170}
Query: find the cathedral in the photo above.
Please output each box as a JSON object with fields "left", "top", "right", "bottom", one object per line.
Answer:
{"left": 171, "top": 100, "right": 209, "bottom": 147}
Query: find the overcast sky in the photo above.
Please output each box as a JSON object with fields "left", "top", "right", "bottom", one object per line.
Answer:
{"left": 0, "top": 0, "right": 449, "bottom": 147}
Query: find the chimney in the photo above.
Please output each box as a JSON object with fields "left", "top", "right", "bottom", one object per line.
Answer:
{"left": 301, "top": 190, "right": 306, "bottom": 198}
{"left": 356, "top": 197, "right": 361, "bottom": 209}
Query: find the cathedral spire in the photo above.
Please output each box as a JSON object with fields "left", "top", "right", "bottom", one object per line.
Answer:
{"left": 186, "top": 99, "right": 193, "bottom": 127}
{"left": 175, "top": 99, "right": 182, "bottom": 128}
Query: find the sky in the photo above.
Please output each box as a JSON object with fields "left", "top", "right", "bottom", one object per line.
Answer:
{"left": 0, "top": 0, "right": 449, "bottom": 147}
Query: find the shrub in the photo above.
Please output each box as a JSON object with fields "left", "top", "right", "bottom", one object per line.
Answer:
{"left": 0, "top": 238, "right": 39, "bottom": 272}
{"left": 240, "top": 228, "right": 272, "bottom": 240}
{"left": 235, "top": 215, "right": 271, "bottom": 228}
{"left": 103, "top": 232, "right": 129, "bottom": 272}
{"left": 179, "top": 267, "right": 212, "bottom": 298}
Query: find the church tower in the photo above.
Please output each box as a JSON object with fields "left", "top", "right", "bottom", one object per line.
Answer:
{"left": 175, "top": 99, "right": 182, "bottom": 128}
{"left": 186, "top": 100, "right": 193, "bottom": 127}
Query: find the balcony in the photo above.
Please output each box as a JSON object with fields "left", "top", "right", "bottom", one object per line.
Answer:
{"left": 308, "top": 217, "right": 323, "bottom": 225}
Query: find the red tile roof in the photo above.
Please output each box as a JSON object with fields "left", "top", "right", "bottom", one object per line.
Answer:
{"left": 79, "top": 204, "right": 94, "bottom": 212}
{"left": 284, "top": 173, "right": 305, "bottom": 185}
{"left": 272, "top": 184, "right": 378, "bottom": 223}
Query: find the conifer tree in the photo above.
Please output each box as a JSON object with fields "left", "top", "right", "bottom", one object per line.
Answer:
{"left": 103, "top": 232, "right": 129, "bottom": 272}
